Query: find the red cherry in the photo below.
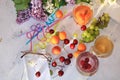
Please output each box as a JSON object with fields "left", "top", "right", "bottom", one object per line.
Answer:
{"left": 80, "top": 60, "right": 85, "bottom": 66}
{"left": 52, "top": 61, "right": 57, "bottom": 67}
{"left": 82, "top": 63, "right": 92, "bottom": 70}
{"left": 64, "top": 39, "right": 70, "bottom": 45}
{"left": 70, "top": 43, "right": 75, "bottom": 49}
{"left": 64, "top": 58, "right": 71, "bottom": 65}
{"left": 35, "top": 71, "right": 41, "bottom": 77}
{"left": 81, "top": 25, "right": 86, "bottom": 31}
{"left": 82, "top": 64, "right": 88, "bottom": 69}
{"left": 49, "top": 29, "right": 54, "bottom": 34}
{"left": 85, "top": 58, "right": 89, "bottom": 63}
{"left": 59, "top": 56, "right": 65, "bottom": 62}
{"left": 73, "top": 39, "right": 78, "bottom": 45}
{"left": 58, "top": 70, "right": 64, "bottom": 76}
{"left": 87, "top": 64, "right": 92, "bottom": 69}
{"left": 67, "top": 53, "right": 73, "bottom": 59}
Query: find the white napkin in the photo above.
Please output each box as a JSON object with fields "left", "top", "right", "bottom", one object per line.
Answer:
{"left": 24, "top": 54, "right": 52, "bottom": 80}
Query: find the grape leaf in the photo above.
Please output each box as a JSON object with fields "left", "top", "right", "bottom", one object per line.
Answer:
{"left": 43, "top": 0, "right": 47, "bottom": 4}
{"left": 22, "top": 0, "right": 30, "bottom": 3}
{"left": 15, "top": 4, "right": 28, "bottom": 11}
{"left": 59, "top": 0, "right": 67, "bottom": 7}
{"left": 75, "top": 0, "right": 81, "bottom": 4}
{"left": 13, "top": 0, "right": 22, "bottom": 4}
{"left": 54, "top": 0, "right": 59, "bottom": 8}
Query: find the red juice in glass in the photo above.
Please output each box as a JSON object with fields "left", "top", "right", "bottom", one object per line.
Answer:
{"left": 76, "top": 52, "right": 99, "bottom": 76}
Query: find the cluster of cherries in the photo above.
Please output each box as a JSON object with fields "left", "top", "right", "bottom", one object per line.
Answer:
{"left": 80, "top": 58, "right": 92, "bottom": 70}
{"left": 49, "top": 29, "right": 77, "bottom": 77}
{"left": 34, "top": 29, "right": 79, "bottom": 77}
{"left": 51, "top": 53, "right": 73, "bottom": 76}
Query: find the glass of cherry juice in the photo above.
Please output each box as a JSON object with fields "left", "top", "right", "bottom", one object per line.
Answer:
{"left": 76, "top": 51, "right": 99, "bottom": 76}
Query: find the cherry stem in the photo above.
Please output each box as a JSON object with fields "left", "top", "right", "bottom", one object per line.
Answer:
{"left": 63, "top": 47, "right": 69, "bottom": 54}
{"left": 21, "top": 50, "right": 52, "bottom": 62}
{"left": 57, "top": 65, "right": 65, "bottom": 70}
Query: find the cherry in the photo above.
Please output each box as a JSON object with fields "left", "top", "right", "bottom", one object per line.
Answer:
{"left": 70, "top": 43, "right": 75, "bottom": 49}
{"left": 82, "top": 63, "right": 88, "bottom": 69}
{"left": 67, "top": 53, "right": 73, "bottom": 59}
{"left": 87, "top": 64, "right": 92, "bottom": 69}
{"left": 49, "top": 29, "right": 54, "bottom": 34}
{"left": 81, "top": 25, "right": 86, "bottom": 31}
{"left": 52, "top": 61, "right": 57, "bottom": 67}
{"left": 58, "top": 70, "right": 64, "bottom": 76}
{"left": 64, "top": 39, "right": 70, "bottom": 45}
{"left": 82, "top": 63, "right": 92, "bottom": 70}
{"left": 80, "top": 60, "right": 85, "bottom": 66}
{"left": 59, "top": 56, "right": 65, "bottom": 62}
{"left": 35, "top": 71, "right": 41, "bottom": 77}
{"left": 64, "top": 58, "right": 71, "bottom": 65}
{"left": 73, "top": 39, "right": 78, "bottom": 45}
{"left": 85, "top": 58, "right": 89, "bottom": 63}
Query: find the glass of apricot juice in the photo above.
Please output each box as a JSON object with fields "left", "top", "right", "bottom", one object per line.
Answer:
{"left": 92, "top": 35, "right": 114, "bottom": 58}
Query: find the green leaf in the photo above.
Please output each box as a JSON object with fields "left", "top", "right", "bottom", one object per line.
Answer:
{"left": 22, "top": 0, "right": 30, "bottom": 3}
{"left": 13, "top": 0, "right": 22, "bottom": 4}
{"left": 59, "top": 0, "right": 67, "bottom": 7}
{"left": 43, "top": 0, "right": 47, "bottom": 4}
{"left": 15, "top": 4, "right": 28, "bottom": 11}
{"left": 55, "top": 0, "right": 59, "bottom": 8}
{"left": 81, "top": 0, "right": 91, "bottom": 3}
{"left": 75, "top": 0, "right": 81, "bottom": 4}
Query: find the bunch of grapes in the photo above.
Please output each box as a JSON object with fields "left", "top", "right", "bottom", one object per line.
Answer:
{"left": 97, "top": 13, "right": 110, "bottom": 29}
{"left": 81, "top": 25, "right": 100, "bottom": 43}
{"left": 81, "top": 13, "right": 110, "bottom": 43}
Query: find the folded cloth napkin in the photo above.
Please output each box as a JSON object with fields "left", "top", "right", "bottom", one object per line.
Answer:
{"left": 24, "top": 54, "right": 52, "bottom": 80}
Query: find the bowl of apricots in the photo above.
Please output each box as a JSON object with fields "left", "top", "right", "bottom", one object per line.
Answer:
{"left": 73, "top": 3, "right": 93, "bottom": 26}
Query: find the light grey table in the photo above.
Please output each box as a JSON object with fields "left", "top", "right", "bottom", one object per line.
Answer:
{"left": 0, "top": 0, "right": 120, "bottom": 80}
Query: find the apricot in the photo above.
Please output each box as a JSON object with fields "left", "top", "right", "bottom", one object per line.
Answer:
{"left": 55, "top": 10, "right": 63, "bottom": 18}
{"left": 50, "top": 35, "right": 59, "bottom": 44}
{"left": 58, "top": 31, "right": 67, "bottom": 40}
{"left": 77, "top": 43, "right": 86, "bottom": 52}
{"left": 73, "top": 50, "right": 81, "bottom": 58}
{"left": 52, "top": 46, "right": 61, "bottom": 55}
